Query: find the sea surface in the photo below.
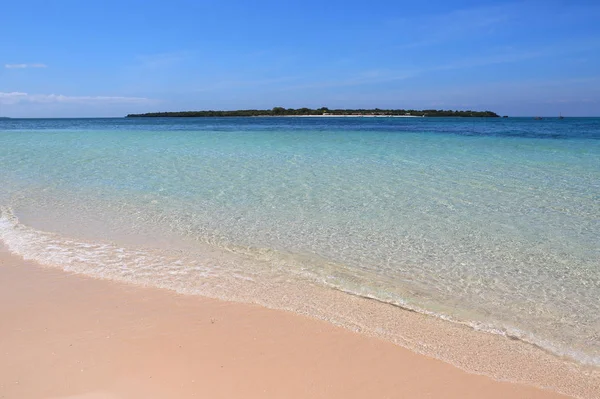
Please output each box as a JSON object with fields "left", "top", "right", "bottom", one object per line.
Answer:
{"left": 1, "top": 116, "right": 599, "bottom": 367}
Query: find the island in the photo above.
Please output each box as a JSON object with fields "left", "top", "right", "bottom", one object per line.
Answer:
{"left": 127, "top": 107, "right": 499, "bottom": 118}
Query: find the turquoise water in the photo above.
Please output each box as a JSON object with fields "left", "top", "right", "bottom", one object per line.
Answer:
{"left": 1, "top": 117, "right": 599, "bottom": 366}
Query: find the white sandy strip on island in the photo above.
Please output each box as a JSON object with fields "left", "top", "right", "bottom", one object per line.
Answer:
{"left": 281, "top": 114, "right": 424, "bottom": 117}
{"left": 0, "top": 247, "right": 582, "bottom": 399}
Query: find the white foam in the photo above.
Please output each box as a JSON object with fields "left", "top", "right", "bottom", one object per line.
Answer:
{"left": 1, "top": 206, "right": 599, "bottom": 368}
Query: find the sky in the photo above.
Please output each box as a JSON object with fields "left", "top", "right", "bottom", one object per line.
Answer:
{"left": 1, "top": 0, "right": 599, "bottom": 117}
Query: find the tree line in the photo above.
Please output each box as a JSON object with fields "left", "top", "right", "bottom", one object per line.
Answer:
{"left": 127, "top": 107, "right": 499, "bottom": 118}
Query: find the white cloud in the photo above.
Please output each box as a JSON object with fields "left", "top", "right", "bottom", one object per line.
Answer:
{"left": 5, "top": 63, "right": 47, "bottom": 69}
{"left": 0, "top": 92, "right": 29, "bottom": 104}
{"left": 0, "top": 91, "right": 153, "bottom": 105}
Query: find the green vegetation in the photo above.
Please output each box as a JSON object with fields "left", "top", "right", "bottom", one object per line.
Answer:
{"left": 127, "top": 107, "right": 499, "bottom": 118}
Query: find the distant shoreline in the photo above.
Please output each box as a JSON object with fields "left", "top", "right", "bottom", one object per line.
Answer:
{"left": 127, "top": 108, "right": 500, "bottom": 118}
{"left": 279, "top": 114, "right": 424, "bottom": 118}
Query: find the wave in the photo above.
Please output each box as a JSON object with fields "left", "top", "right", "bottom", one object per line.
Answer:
{"left": 1, "top": 205, "right": 598, "bottom": 368}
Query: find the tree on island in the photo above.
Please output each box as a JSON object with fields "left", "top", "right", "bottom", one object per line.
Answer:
{"left": 272, "top": 107, "right": 286, "bottom": 115}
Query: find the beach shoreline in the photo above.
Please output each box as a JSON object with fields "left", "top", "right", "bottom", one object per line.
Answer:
{"left": 1, "top": 246, "right": 596, "bottom": 399}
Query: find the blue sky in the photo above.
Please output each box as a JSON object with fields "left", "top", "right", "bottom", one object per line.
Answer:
{"left": 1, "top": 0, "right": 599, "bottom": 117}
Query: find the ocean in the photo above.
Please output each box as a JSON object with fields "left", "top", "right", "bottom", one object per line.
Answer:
{"left": 1, "top": 116, "right": 598, "bottom": 369}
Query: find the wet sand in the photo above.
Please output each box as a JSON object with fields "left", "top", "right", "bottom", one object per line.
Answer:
{"left": 0, "top": 247, "right": 575, "bottom": 399}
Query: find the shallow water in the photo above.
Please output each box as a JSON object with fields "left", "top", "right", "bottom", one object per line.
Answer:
{"left": 1, "top": 116, "right": 598, "bottom": 366}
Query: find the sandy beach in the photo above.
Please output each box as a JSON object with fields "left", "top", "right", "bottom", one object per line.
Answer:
{"left": 0, "top": 246, "right": 577, "bottom": 399}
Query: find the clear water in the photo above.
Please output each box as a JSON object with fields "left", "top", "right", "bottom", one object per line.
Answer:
{"left": 1, "top": 117, "right": 599, "bottom": 366}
